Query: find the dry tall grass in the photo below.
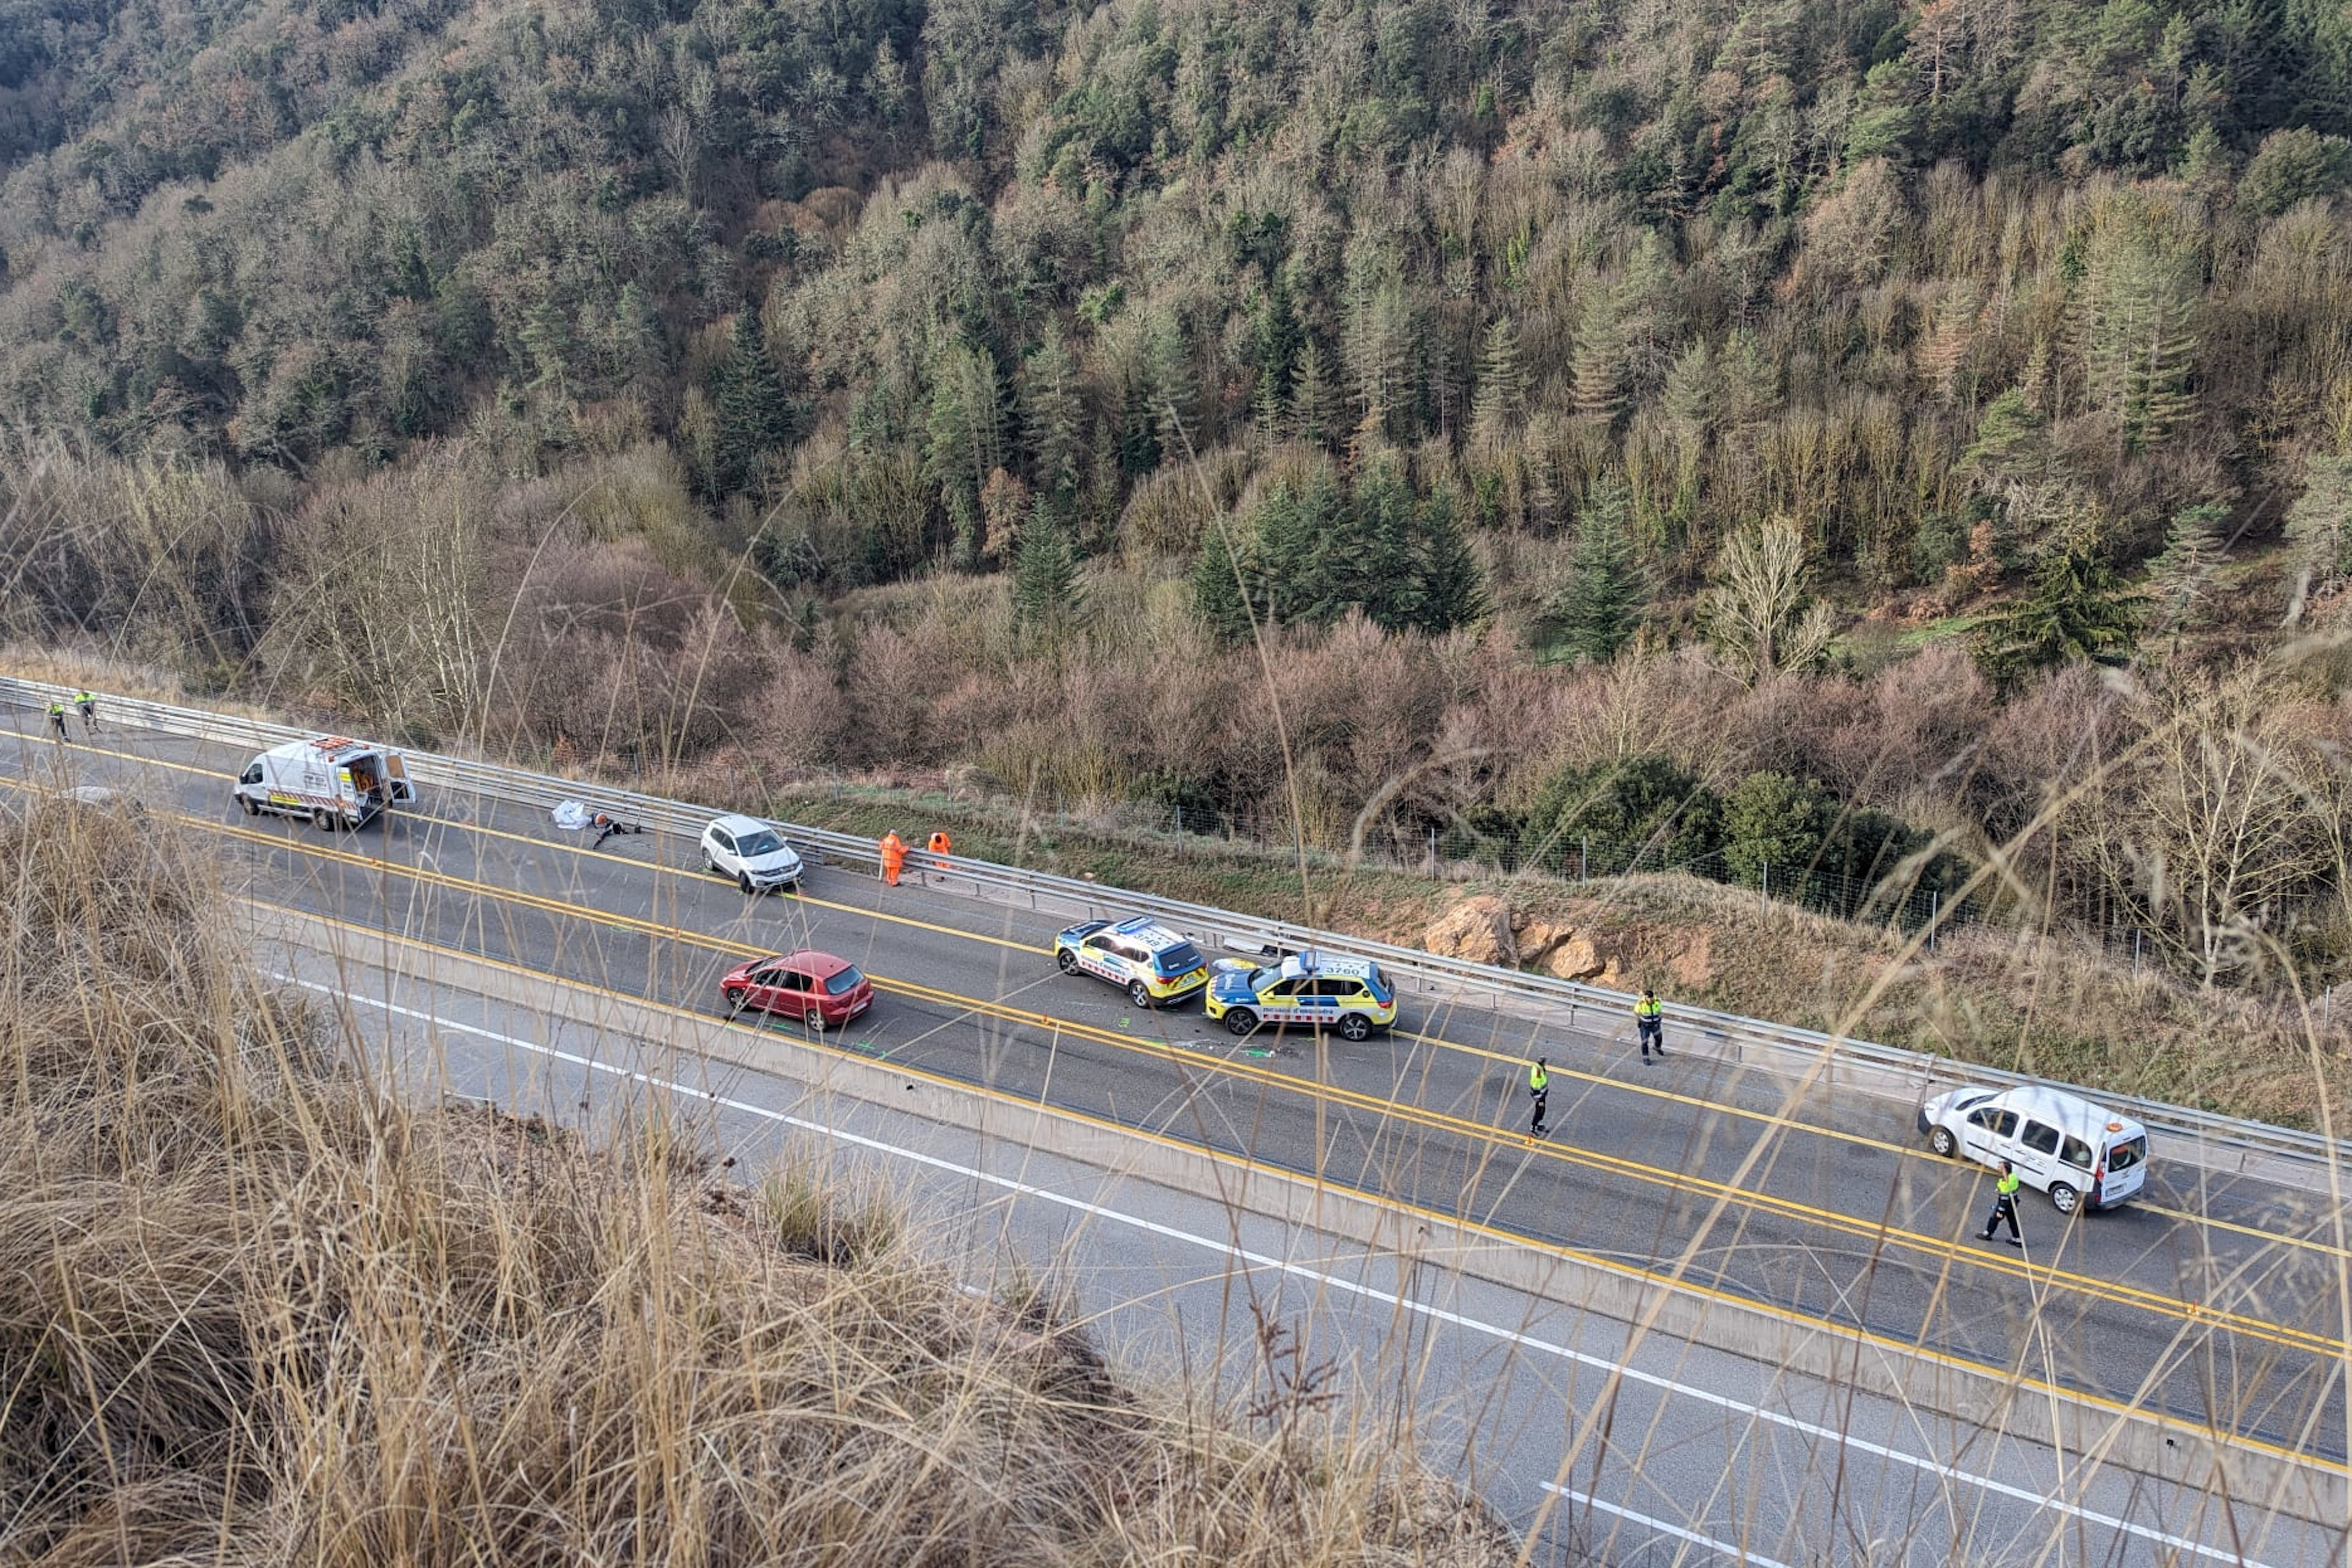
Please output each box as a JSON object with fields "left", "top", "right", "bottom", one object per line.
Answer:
{"left": 0, "top": 796, "right": 1517, "bottom": 1567}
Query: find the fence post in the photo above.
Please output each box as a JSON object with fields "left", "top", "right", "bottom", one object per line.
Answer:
{"left": 1928, "top": 890, "right": 1939, "bottom": 951}
{"left": 2132, "top": 928, "right": 2141, "bottom": 978}
{"left": 1580, "top": 837, "right": 1587, "bottom": 882}
{"left": 1762, "top": 862, "right": 1769, "bottom": 905}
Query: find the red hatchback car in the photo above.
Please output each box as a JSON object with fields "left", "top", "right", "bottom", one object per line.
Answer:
{"left": 720, "top": 950, "right": 873, "bottom": 1030}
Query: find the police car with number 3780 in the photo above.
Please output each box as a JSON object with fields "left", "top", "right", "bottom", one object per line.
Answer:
{"left": 1054, "top": 917, "right": 1212, "bottom": 1007}
{"left": 1205, "top": 950, "right": 1397, "bottom": 1041}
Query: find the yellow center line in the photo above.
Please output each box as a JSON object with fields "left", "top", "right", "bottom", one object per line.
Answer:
{"left": 264, "top": 899, "right": 2352, "bottom": 1481}
{"left": 24, "top": 731, "right": 2350, "bottom": 1266}
{"left": 91, "top": 788, "right": 2348, "bottom": 1363}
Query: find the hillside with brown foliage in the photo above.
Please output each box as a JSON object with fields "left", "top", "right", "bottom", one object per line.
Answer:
{"left": 2, "top": 0, "right": 2350, "bottom": 997}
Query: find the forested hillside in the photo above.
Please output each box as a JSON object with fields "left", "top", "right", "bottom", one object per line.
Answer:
{"left": 4, "top": 0, "right": 2352, "bottom": 988}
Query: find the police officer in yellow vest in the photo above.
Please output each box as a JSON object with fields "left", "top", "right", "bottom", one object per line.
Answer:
{"left": 45, "top": 699, "right": 68, "bottom": 743}
{"left": 1978, "top": 1160, "right": 2024, "bottom": 1246}
{"left": 1527, "top": 1057, "right": 1550, "bottom": 1140}
{"left": 73, "top": 689, "right": 97, "bottom": 733}
{"left": 1634, "top": 987, "right": 1665, "bottom": 1061}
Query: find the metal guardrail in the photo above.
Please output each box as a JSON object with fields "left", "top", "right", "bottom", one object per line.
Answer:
{"left": 8, "top": 676, "right": 2340, "bottom": 1178}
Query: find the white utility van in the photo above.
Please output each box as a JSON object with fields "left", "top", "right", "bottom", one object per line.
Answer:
{"left": 232, "top": 736, "right": 416, "bottom": 830}
{"left": 1917, "top": 1083, "right": 2150, "bottom": 1213}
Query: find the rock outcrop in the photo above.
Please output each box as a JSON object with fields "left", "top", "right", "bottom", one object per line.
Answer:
{"left": 1423, "top": 895, "right": 1516, "bottom": 967}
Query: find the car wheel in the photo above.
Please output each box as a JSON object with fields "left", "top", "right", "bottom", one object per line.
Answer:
{"left": 1128, "top": 979, "right": 1153, "bottom": 1008}
{"left": 804, "top": 1008, "right": 826, "bottom": 1031}
{"left": 312, "top": 807, "right": 333, "bottom": 832}
{"left": 1929, "top": 1126, "right": 1957, "bottom": 1158}
{"left": 703, "top": 853, "right": 718, "bottom": 875}
{"left": 739, "top": 872, "right": 756, "bottom": 895}
{"left": 238, "top": 793, "right": 259, "bottom": 817}
{"left": 1224, "top": 1008, "right": 1259, "bottom": 1037}
{"left": 1056, "top": 949, "right": 1080, "bottom": 974}
{"left": 2049, "top": 1182, "right": 2079, "bottom": 1215}
{"left": 1337, "top": 1012, "right": 1372, "bottom": 1042}
{"left": 723, "top": 988, "right": 747, "bottom": 1015}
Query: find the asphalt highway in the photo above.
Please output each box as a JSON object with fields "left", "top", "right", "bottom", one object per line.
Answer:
{"left": 13, "top": 719, "right": 2352, "bottom": 1471}
{"left": 266, "top": 937, "right": 2343, "bottom": 1568}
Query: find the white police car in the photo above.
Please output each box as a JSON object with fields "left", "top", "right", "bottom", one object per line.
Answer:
{"left": 1054, "top": 916, "right": 1211, "bottom": 1008}
{"left": 1204, "top": 950, "right": 1398, "bottom": 1041}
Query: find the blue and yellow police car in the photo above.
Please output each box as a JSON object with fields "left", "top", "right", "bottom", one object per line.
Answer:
{"left": 1054, "top": 916, "right": 1212, "bottom": 1007}
{"left": 1204, "top": 950, "right": 1398, "bottom": 1040}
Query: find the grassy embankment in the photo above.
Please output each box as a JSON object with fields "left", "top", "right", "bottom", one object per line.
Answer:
{"left": 0, "top": 793, "right": 1517, "bottom": 1564}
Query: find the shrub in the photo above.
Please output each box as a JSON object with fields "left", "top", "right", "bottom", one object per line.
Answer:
{"left": 1522, "top": 753, "right": 1723, "bottom": 876}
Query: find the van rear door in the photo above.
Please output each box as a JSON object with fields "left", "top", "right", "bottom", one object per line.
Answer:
{"left": 2098, "top": 1132, "right": 2149, "bottom": 1202}
{"left": 384, "top": 752, "right": 416, "bottom": 804}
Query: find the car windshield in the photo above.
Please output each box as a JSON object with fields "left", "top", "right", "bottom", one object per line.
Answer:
{"left": 825, "top": 966, "right": 865, "bottom": 995}
{"left": 1155, "top": 943, "right": 1205, "bottom": 976}
{"left": 736, "top": 830, "right": 784, "bottom": 857}
{"left": 2107, "top": 1135, "right": 2146, "bottom": 1171}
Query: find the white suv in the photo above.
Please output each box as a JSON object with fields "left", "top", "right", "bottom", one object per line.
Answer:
{"left": 700, "top": 814, "right": 804, "bottom": 894}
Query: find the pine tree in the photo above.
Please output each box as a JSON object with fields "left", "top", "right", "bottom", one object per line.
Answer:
{"left": 1467, "top": 315, "right": 1528, "bottom": 449}
{"left": 1290, "top": 340, "right": 1342, "bottom": 451}
{"left": 1972, "top": 535, "right": 2144, "bottom": 685}
{"left": 1251, "top": 269, "right": 1302, "bottom": 402}
{"left": 1341, "top": 264, "right": 1412, "bottom": 448}
{"left": 1145, "top": 307, "right": 1197, "bottom": 461}
{"left": 1353, "top": 455, "right": 1423, "bottom": 630}
{"left": 1957, "top": 387, "right": 2050, "bottom": 486}
{"left": 1571, "top": 286, "right": 1630, "bottom": 423}
{"left": 1256, "top": 467, "right": 1352, "bottom": 625}
{"left": 1544, "top": 478, "right": 1647, "bottom": 663}
{"left": 924, "top": 341, "right": 1004, "bottom": 567}
{"left": 2285, "top": 454, "right": 2352, "bottom": 613}
{"left": 2147, "top": 500, "right": 2228, "bottom": 639}
{"left": 1011, "top": 500, "right": 1084, "bottom": 640}
{"left": 2079, "top": 208, "right": 2201, "bottom": 457}
{"left": 1413, "top": 484, "right": 1486, "bottom": 634}
{"left": 711, "top": 308, "right": 795, "bottom": 498}
{"left": 1022, "top": 325, "right": 1084, "bottom": 510}
{"left": 1117, "top": 371, "right": 1161, "bottom": 476}
{"left": 608, "top": 282, "right": 665, "bottom": 391}
{"left": 1193, "top": 518, "right": 1259, "bottom": 645}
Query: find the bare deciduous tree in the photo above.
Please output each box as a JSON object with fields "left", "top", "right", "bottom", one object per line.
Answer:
{"left": 1696, "top": 515, "right": 1838, "bottom": 685}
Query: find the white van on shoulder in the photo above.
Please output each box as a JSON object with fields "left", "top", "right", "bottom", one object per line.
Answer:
{"left": 1917, "top": 1084, "right": 2149, "bottom": 1213}
{"left": 233, "top": 736, "right": 416, "bottom": 830}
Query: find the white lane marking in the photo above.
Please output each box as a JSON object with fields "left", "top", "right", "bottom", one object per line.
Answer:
{"left": 283, "top": 974, "right": 2283, "bottom": 1568}
{"left": 1543, "top": 1483, "right": 1796, "bottom": 1568}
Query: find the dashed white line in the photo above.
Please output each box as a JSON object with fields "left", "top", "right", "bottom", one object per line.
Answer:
{"left": 282, "top": 973, "right": 2284, "bottom": 1568}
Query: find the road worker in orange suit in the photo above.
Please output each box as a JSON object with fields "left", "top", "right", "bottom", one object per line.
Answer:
{"left": 928, "top": 829, "right": 952, "bottom": 866}
{"left": 878, "top": 830, "right": 907, "bottom": 886}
